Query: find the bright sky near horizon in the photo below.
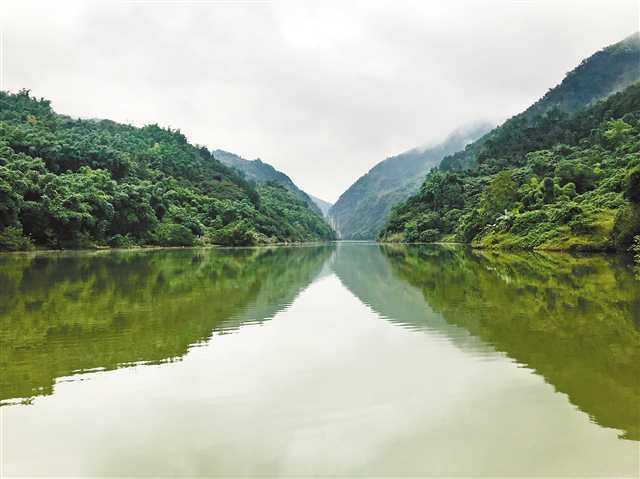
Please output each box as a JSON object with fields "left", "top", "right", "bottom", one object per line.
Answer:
{"left": 1, "top": 0, "right": 638, "bottom": 202}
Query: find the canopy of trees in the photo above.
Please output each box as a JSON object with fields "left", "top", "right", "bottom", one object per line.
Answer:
{"left": 0, "top": 91, "right": 335, "bottom": 250}
{"left": 380, "top": 82, "right": 640, "bottom": 251}
{"left": 213, "top": 149, "right": 323, "bottom": 216}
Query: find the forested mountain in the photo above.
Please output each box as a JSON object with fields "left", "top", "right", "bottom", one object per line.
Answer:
{"left": 329, "top": 122, "right": 492, "bottom": 239}
{"left": 438, "top": 32, "right": 640, "bottom": 173}
{"left": 380, "top": 78, "right": 640, "bottom": 250}
{"left": 333, "top": 31, "right": 640, "bottom": 242}
{"left": 213, "top": 149, "right": 323, "bottom": 217}
{"left": 309, "top": 194, "right": 332, "bottom": 217}
{"left": 0, "top": 91, "right": 335, "bottom": 251}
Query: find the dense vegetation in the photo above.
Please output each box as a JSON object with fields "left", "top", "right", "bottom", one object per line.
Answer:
{"left": 0, "top": 245, "right": 333, "bottom": 404}
{"left": 0, "top": 91, "right": 334, "bottom": 251}
{"left": 634, "top": 235, "right": 640, "bottom": 274}
{"left": 381, "top": 84, "right": 640, "bottom": 250}
{"left": 329, "top": 123, "right": 492, "bottom": 239}
{"left": 379, "top": 244, "right": 640, "bottom": 440}
{"left": 381, "top": 34, "right": 640, "bottom": 251}
{"left": 256, "top": 182, "right": 335, "bottom": 242}
{"left": 213, "top": 149, "right": 325, "bottom": 216}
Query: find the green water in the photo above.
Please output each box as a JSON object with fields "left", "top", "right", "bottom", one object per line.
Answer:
{"left": 1, "top": 243, "right": 638, "bottom": 476}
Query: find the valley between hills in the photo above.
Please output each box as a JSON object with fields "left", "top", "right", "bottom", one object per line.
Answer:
{"left": 1, "top": 33, "right": 639, "bottom": 260}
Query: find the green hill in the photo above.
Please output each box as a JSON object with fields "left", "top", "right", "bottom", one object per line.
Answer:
{"left": 381, "top": 34, "right": 640, "bottom": 252}
{"left": 0, "top": 90, "right": 335, "bottom": 250}
{"left": 329, "top": 122, "right": 492, "bottom": 240}
{"left": 213, "top": 149, "right": 324, "bottom": 216}
{"left": 439, "top": 32, "right": 640, "bottom": 173}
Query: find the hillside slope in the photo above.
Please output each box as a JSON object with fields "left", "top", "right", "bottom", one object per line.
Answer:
{"left": 0, "top": 90, "right": 335, "bottom": 250}
{"left": 381, "top": 34, "right": 640, "bottom": 251}
{"left": 380, "top": 80, "right": 640, "bottom": 251}
{"left": 439, "top": 32, "right": 640, "bottom": 173}
{"left": 329, "top": 122, "right": 492, "bottom": 239}
{"left": 213, "top": 149, "right": 323, "bottom": 217}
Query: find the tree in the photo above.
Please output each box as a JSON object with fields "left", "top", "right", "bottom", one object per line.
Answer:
{"left": 211, "top": 221, "right": 255, "bottom": 246}
{"left": 603, "top": 119, "right": 633, "bottom": 145}
{"left": 152, "top": 223, "right": 195, "bottom": 247}
{"left": 624, "top": 166, "right": 640, "bottom": 203}
{"left": 0, "top": 90, "right": 335, "bottom": 250}
{"left": 540, "top": 177, "right": 555, "bottom": 204}
{"left": 480, "top": 171, "right": 519, "bottom": 217}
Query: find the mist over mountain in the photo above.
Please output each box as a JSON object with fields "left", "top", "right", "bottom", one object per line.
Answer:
{"left": 308, "top": 195, "right": 333, "bottom": 217}
{"left": 439, "top": 32, "right": 640, "bottom": 173}
{"left": 380, "top": 33, "right": 640, "bottom": 252}
{"left": 329, "top": 122, "right": 493, "bottom": 239}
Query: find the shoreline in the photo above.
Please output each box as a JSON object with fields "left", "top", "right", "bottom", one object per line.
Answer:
{"left": 1, "top": 239, "right": 634, "bottom": 259}
{"left": 0, "top": 241, "right": 335, "bottom": 256}
{"left": 375, "top": 239, "right": 636, "bottom": 256}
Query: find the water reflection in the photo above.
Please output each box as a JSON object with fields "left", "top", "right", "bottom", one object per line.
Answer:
{"left": 3, "top": 243, "right": 638, "bottom": 443}
{"left": 1, "top": 243, "right": 639, "bottom": 476}
{"left": 0, "top": 245, "right": 334, "bottom": 404}
{"left": 332, "top": 242, "right": 491, "bottom": 355}
{"left": 375, "top": 243, "right": 640, "bottom": 440}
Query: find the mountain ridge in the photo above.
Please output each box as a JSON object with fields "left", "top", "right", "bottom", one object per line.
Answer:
{"left": 329, "top": 122, "right": 493, "bottom": 239}
{"left": 380, "top": 32, "right": 640, "bottom": 251}
{"left": 213, "top": 149, "right": 323, "bottom": 217}
{"left": 439, "top": 31, "right": 640, "bottom": 173}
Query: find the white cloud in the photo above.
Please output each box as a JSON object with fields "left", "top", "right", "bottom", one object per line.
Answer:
{"left": 1, "top": 0, "right": 637, "bottom": 201}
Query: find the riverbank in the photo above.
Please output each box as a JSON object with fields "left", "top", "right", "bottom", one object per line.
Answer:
{"left": 377, "top": 235, "right": 639, "bottom": 257}
{"left": 0, "top": 240, "right": 335, "bottom": 255}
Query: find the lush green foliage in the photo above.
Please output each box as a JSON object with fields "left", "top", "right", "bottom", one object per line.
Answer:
{"left": 329, "top": 123, "right": 492, "bottom": 239}
{"left": 381, "top": 81, "right": 640, "bottom": 251}
{"left": 256, "top": 182, "right": 335, "bottom": 241}
{"left": 0, "top": 225, "right": 34, "bottom": 251}
{"left": 213, "top": 149, "right": 324, "bottom": 216}
{"left": 0, "top": 91, "right": 334, "bottom": 250}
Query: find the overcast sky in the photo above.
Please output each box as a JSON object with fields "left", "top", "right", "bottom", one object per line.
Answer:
{"left": 1, "top": 0, "right": 637, "bottom": 202}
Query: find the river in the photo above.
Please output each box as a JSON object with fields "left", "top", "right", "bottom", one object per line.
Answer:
{"left": 1, "top": 243, "right": 638, "bottom": 476}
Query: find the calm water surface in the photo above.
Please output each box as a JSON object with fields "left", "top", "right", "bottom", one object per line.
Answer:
{"left": 1, "top": 243, "right": 639, "bottom": 477}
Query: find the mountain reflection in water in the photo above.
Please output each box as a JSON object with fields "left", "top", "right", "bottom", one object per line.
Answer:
{"left": 1, "top": 243, "right": 638, "bottom": 451}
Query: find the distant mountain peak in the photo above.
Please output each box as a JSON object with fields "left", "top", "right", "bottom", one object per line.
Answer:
{"left": 329, "top": 121, "right": 493, "bottom": 239}
{"left": 308, "top": 194, "right": 333, "bottom": 218}
{"left": 416, "top": 120, "right": 495, "bottom": 153}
